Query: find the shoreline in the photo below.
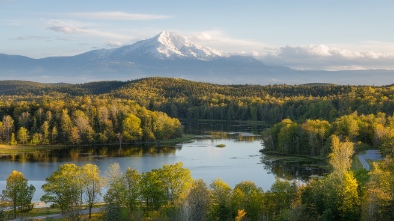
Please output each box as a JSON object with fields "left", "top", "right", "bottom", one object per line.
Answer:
{"left": 0, "top": 134, "right": 195, "bottom": 154}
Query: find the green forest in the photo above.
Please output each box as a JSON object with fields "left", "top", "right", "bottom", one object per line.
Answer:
{"left": 1, "top": 77, "right": 394, "bottom": 220}
{"left": 0, "top": 91, "right": 182, "bottom": 146}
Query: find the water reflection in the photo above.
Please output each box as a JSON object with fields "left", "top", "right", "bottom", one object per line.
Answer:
{"left": 0, "top": 145, "right": 177, "bottom": 163}
{"left": 195, "top": 131, "right": 261, "bottom": 142}
{"left": 261, "top": 154, "right": 327, "bottom": 182}
{"left": 182, "top": 120, "right": 268, "bottom": 135}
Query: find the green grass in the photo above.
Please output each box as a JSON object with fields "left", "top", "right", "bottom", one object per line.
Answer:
{"left": 12, "top": 207, "right": 62, "bottom": 219}
{"left": 351, "top": 154, "right": 364, "bottom": 171}
{"left": 0, "top": 144, "right": 68, "bottom": 154}
{"left": 260, "top": 150, "right": 326, "bottom": 161}
{"left": 157, "top": 134, "right": 195, "bottom": 146}
{"left": 13, "top": 204, "right": 106, "bottom": 221}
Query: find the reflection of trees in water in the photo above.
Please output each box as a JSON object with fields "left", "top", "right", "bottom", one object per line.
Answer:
{"left": 261, "top": 155, "right": 326, "bottom": 182}
{"left": 194, "top": 131, "right": 261, "bottom": 142}
{"left": 182, "top": 120, "right": 268, "bottom": 135}
{"left": 0, "top": 145, "right": 177, "bottom": 162}
{"left": 236, "top": 135, "right": 259, "bottom": 142}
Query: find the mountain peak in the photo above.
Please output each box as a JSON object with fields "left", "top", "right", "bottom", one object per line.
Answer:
{"left": 149, "top": 31, "right": 225, "bottom": 60}
{"left": 78, "top": 31, "right": 226, "bottom": 61}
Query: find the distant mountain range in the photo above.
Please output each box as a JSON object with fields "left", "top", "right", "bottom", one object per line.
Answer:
{"left": 0, "top": 31, "right": 393, "bottom": 85}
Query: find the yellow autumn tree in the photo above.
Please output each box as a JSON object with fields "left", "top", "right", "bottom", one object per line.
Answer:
{"left": 2, "top": 170, "right": 35, "bottom": 219}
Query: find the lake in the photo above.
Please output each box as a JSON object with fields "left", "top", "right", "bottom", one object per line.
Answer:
{"left": 0, "top": 133, "right": 279, "bottom": 203}
{"left": 0, "top": 120, "right": 325, "bottom": 204}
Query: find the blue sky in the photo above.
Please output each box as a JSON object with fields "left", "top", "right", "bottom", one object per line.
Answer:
{"left": 1, "top": 0, "right": 394, "bottom": 70}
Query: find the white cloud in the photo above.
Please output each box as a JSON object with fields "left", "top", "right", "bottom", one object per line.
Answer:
{"left": 186, "top": 31, "right": 394, "bottom": 70}
{"left": 46, "top": 20, "right": 132, "bottom": 40}
{"left": 260, "top": 44, "right": 394, "bottom": 70}
{"left": 67, "top": 11, "right": 170, "bottom": 20}
{"left": 188, "top": 30, "right": 268, "bottom": 54}
{"left": 48, "top": 26, "right": 85, "bottom": 34}
{"left": 106, "top": 40, "right": 123, "bottom": 47}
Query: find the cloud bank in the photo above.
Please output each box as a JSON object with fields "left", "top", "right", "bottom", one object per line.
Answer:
{"left": 188, "top": 31, "right": 268, "bottom": 55}
{"left": 259, "top": 45, "right": 394, "bottom": 70}
{"left": 188, "top": 31, "right": 394, "bottom": 71}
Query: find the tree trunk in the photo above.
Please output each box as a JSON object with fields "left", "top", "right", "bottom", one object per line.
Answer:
{"left": 13, "top": 201, "right": 16, "bottom": 219}
{"left": 89, "top": 204, "right": 92, "bottom": 219}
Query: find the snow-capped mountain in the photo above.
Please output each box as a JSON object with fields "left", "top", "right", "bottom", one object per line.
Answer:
{"left": 132, "top": 31, "right": 225, "bottom": 59}
{"left": 79, "top": 31, "right": 225, "bottom": 61}
{"left": 1, "top": 31, "right": 393, "bottom": 85}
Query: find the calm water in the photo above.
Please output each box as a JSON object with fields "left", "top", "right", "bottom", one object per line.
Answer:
{"left": 0, "top": 135, "right": 278, "bottom": 202}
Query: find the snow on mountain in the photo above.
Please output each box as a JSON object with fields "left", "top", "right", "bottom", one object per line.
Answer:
{"left": 153, "top": 31, "right": 225, "bottom": 59}
{"left": 80, "top": 31, "right": 226, "bottom": 61}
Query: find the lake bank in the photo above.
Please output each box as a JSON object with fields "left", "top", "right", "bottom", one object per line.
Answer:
{"left": 0, "top": 134, "right": 195, "bottom": 154}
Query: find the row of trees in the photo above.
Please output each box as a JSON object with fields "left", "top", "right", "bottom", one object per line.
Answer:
{"left": 111, "top": 78, "right": 394, "bottom": 123}
{"left": 0, "top": 96, "right": 182, "bottom": 145}
{"left": 262, "top": 112, "right": 394, "bottom": 157}
{"left": 2, "top": 135, "right": 393, "bottom": 221}
{"left": 4, "top": 78, "right": 394, "bottom": 124}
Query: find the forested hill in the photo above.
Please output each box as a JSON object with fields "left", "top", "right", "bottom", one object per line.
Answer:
{"left": 0, "top": 77, "right": 349, "bottom": 97}
{"left": 0, "top": 80, "right": 128, "bottom": 95}
{"left": 2, "top": 77, "right": 394, "bottom": 124}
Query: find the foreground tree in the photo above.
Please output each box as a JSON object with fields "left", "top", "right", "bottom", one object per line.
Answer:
{"left": 140, "top": 170, "right": 166, "bottom": 210}
{"left": 104, "top": 164, "right": 141, "bottom": 218}
{"left": 160, "top": 162, "right": 193, "bottom": 205}
{"left": 123, "top": 168, "right": 141, "bottom": 213}
{"left": 361, "top": 160, "right": 394, "bottom": 221}
{"left": 264, "top": 179, "right": 298, "bottom": 219}
{"left": 104, "top": 163, "right": 129, "bottom": 221}
{"left": 82, "top": 164, "right": 104, "bottom": 219}
{"left": 0, "top": 194, "right": 6, "bottom": 221}
{"left": 41, "top": 164, "right": 82, "bottom": 215}
{"left": 302, "top": 135, "right": 360, "bottom": 221}
{"left": 184, "top": 179, "right": 211, "bottom": 221}
{"left": 231, "top": 181, "right": 264, "bottom": 220}
{"left": 1, "top": 170, "right": 35, "bottom": 219}
{"left": 210, "top": 179, "right": 232, "bottom": 221}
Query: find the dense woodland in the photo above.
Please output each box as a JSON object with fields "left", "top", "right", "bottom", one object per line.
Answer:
{"left": 0, "top": 96, "right": 182, "bottom": 145}
{"left": 1, "top": 77, "right": 394, "bottom": 220}
{"left": 2, "top": 77, "right": 394, "bottom": 145}
{"left": 2, "top": 77, "right": 394, "bottom": 124}
{"left": 262, "top": 112, "right": 394, "bottom": 157}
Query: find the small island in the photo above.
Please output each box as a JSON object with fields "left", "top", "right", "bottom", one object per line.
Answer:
{"left": 215, "top": 144, "right": 226, "bottom": 148}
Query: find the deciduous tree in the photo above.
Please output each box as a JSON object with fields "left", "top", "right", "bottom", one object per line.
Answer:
{"left": 185, "top": 179, "right": 211, "bottom": 221}
{"left": 82, "top": 164, "right": 104, "bottom": 219}
{"left": 17, "top": 127, "right": 29, "bottom": 144}
{"left": 2, "top": 170, "right": 35, "bottom": 219}
{"left": 210, "top": 179, "right": 232, "bottom": 221}
{"left": 122, "top": 114, "right": 142, "bottom": 141}
{"left": 41, "top": 164, "right": 82, "bottom": 215}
